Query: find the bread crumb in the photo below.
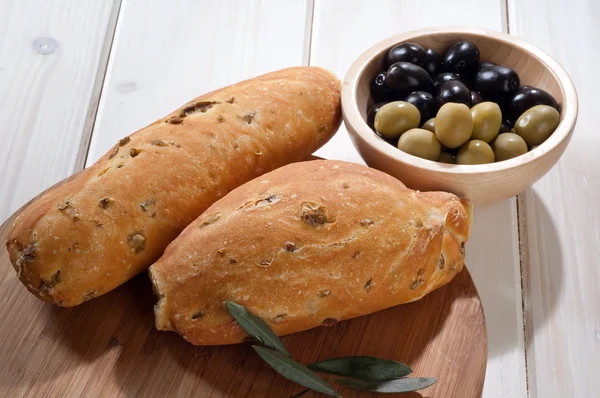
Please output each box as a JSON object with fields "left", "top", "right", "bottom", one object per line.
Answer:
{"left": 273, "top": 314, "right": 286, "bottom": 323}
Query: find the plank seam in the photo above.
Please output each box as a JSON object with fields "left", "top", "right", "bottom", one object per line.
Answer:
{"left": 303, "top": 0, "right": 316, "bottom": 66}
{"left": 75, "top": 0, "right": 124, "bottom": 171}
{"left": 506, "top": 1, "right": 530, "bottom": 396}
{"left": 516, "top": 194, "right": 531, "bottom": 398}
{"left": 503, "top": 0, "right": 510, "bottom": 32}
{"left": 507, "top": 0, "right": 531, "bottom": 395}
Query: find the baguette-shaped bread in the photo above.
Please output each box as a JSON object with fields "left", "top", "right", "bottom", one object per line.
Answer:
{"left": 7, "top": 67, "right": 341, "bottom": 307}
{"left": 149, "top": 160, "right": 472, "bottom": 345}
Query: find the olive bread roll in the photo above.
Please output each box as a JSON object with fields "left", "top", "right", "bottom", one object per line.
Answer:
{"left": 7, "top": 67, "right": 342, "bottom": 306}
{"left": 149, "top": 160, "right": 472, "bottom": 345}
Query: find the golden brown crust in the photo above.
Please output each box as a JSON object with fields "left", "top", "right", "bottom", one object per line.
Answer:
{"left": 7, "top": 67, "right": 341, "bottom": 306}
{"left": 149, "top": 160, "right": 472, "bottom": 345}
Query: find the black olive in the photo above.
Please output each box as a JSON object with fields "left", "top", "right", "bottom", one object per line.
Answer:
{"left": 375, "top": 130, "right": 399, "bottom": 147}
{"left": 441, "top": 144, "right": 459, "bottom": 156}
{"left": 497, "top": 97, "right": 512, "bottom": 121}
{"left": 404, "top": 91, "right": 437, "bottom": 125}
{"left": 499, "top": 120, "right": 514, "bottom": 134}
{"left": 473, "top": 64, "right": 520, "bottom": 98}
{"left": 470, "top": 90, "right": 483, "bottom": 106}
{"left": 481, "top": 90, "right": 511, "bottom": 118}
{"left": 443, "top": 40, "right": 480, "bottom": 77}
{"left": 385, "top": 42, "right": 426, "bottom": 69}
{"left": 422, "top": 48, "right": 442, "bottom": 76}
{"left": 478, "top": 61, "right": 496, "bottom": 71}
{"left": 387, "top": 62, "right": 433, "bottom": 93}
{"left": 370, "top": 72, "right": 396, "bottom": 102}
{"left": 433, "top": 72, "right": 460, "bottom": 90}
{"left": 436, "top": 80, "right": 471, "bottom": 107}
{"left": 366, "top": 102, "right": 388, "bottom": 129}
{"left": 508, "top": 85, "right": 559, "bottom": 122}
{"left": 461, "top": 77, "right": 474, "bottom": 90}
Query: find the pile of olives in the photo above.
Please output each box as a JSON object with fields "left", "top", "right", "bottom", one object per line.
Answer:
{"left": 367, "top": 40, "right": 561, "bottom": 164}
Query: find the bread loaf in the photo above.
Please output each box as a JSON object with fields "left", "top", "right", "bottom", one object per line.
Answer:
{"left": 149, "top": 160, "right": 472, "bottom": 345}
{"left": 7, "top": 67, "right": 341, "bottom": 306}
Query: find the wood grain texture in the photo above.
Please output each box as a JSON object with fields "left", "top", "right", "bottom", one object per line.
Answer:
{"left": 309, "top": 1, "right": 526, "bottom": 396}
{"left": 86, "top": 0, "right": 313, "bottom": 165}
{"left": 0, "top": 0, "right": 120, "bottom": 223}
{"left": 509, "top": 0, "right": 600, "bottom": 396}
{"left": 0, "top": 197, "right": 486, "bottom": 396}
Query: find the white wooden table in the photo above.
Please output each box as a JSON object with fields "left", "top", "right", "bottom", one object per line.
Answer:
{"left": 1, "top": 1, "right": 598, "bottom": 397}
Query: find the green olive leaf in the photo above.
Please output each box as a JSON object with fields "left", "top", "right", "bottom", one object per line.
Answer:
{"left": 337, "top": 377, "right": 437, "bottom": 393}
{"left": 225, "top": 301, "right": 290, "bottom": 356}
{"left": 253, "top": 346, "right": 341, "bottom": 397}
{"left": 308, "top": 356, "right": 412, "bottom": 381}
{"left": 228, "top": 302, "right": 436, "bottom": 396}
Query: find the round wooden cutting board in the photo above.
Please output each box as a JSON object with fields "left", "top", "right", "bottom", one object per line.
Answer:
{"left": 0, "top": 177, "right": 487, "bottom": 398}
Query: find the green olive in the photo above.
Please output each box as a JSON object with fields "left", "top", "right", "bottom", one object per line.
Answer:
{"left": 421, "top": 118, "right": 436, "bottom": 133}
{"left": 471, "top": 101, "right": 502, "bottom": 143}
{"left": 438, "top": 152, "right": 456, "bottom": 164}
{"left": 456, "top": 140, "right": 495, "bottom": 164}
{"left": 397, "top": 128, "right": 441, "bottom": 161}
{"left": 514, "top": 105, "right": 560, "bottom": 146}
{"left": 492, "top": 133, "right": 528, "bottom": 161}
{"left": 374, "top": 101, "right": 421, "bottom": 138}
{"left": 435, "top": 103, "right": 473, "bottom": 148}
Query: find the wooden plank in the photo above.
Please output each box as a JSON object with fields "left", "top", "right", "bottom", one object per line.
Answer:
{"left": 85, "top": 0, "right": 312, "bottom": 164}
{"left": 0, "top": 0, "right": 120, "bottom": 222}
{"left": 509, "top": 0, "right": 600, "bottom": 396}
{"left": 309, "top": 1, "right": 527, "bottom": 397}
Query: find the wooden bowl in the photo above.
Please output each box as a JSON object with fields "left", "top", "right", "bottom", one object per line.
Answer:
{"left": 342, "top": 26, "right": 578, "bottom": 205}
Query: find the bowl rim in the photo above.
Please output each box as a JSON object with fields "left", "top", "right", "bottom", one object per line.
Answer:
{"left": 342, "top": 26, "right": 579, "bottom": 175}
